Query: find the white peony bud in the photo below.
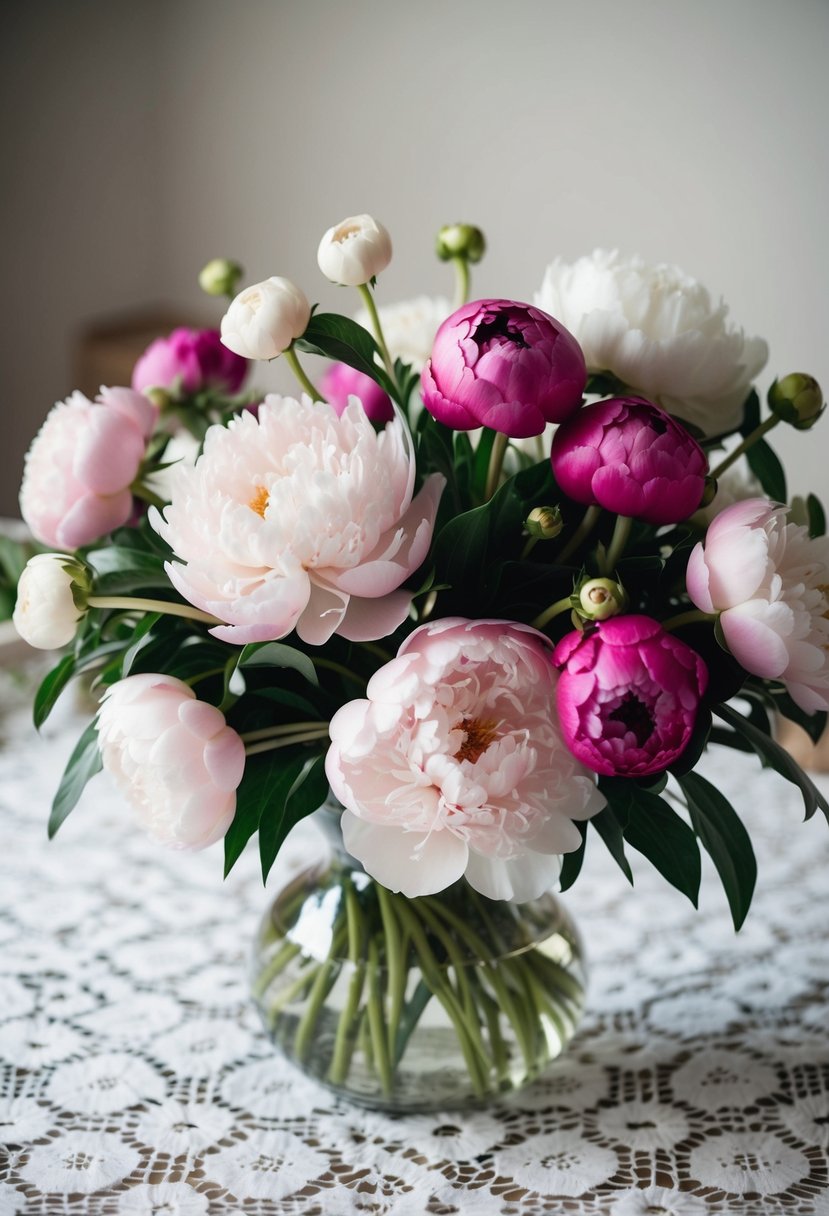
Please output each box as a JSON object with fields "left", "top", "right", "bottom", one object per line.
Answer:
{"left": 317, "top": 214, "right": 392, "bottom": 287}
{"left": 220, "top": 277, "right": 311, "bottom": 361}
{"left": 13, "top": 553, "right": 89, "bottom": 650}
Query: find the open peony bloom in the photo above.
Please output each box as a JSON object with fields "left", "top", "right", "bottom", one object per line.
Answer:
{"left": 151, "top": 395, "right": 445, "bottom": 646}
{"left": 686, "top": 498, "right": 829, "bottom": 712}
{"left": 535, "top": 249, "right": 768, "bottom": 437}
{"left": 19, "top": 386, "right": 156, "bottom": 549}
{"left": 421, "top": 299, "right": 587, "bottom": 438}
{"left": 317, "top": 214, "right": 392, "bottom": 286}
{"left": 553, "top": 616, "right": 709, "bottom": 777}
{"left": 220, "top": 277, "right": 311, "bottom": 361}
{"left": 326, "top": 618, "right": 606, "bottom": 902}
{"left": 551, "top": 396, "right": 707, "bottom": 525}
{"left": 132, "top": 327, "right": 248, "bottom": 397}
{"left": 96, "top": 674, "right": 245, "bottom": 850}
{"left": 13, "top": 553, "right": 88, "bottom": 650}
{"left": 320, "top": 362, "right": 393, "bottom": 423}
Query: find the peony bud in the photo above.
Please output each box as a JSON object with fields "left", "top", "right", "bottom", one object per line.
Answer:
{"left": 574, "top": 577, "right": 627, "bottom": 622}
{"left": 767, "top": 373, "right": 824, "bottom": 430}
{"left": 198, "top": 257, "right": 244, "bottom": 298}
{"left": 317, "top": 214, "right": 392, "bottom": 287}
{"left": 435, "top": 223, "right": 486, "bottom": 264}
{"left": 220, "top": 277, "right": 311, "bottom": 361}
{"left": 525, "top": 505, "right": 563, "bottom": 540}
{"left": 13, "top": 554, "right": 90, "bottom": 650}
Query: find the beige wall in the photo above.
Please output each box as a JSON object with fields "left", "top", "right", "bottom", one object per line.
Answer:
{"left": 2, "top": 0, "right": 828, "bottom": 514}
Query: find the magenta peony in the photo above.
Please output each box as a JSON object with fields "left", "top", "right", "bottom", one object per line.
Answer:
{"left": 551, "top": 396, "right": 708, "bottom": 525}
{"left": 96, "top": 674, "right": 245, "bottom": 850}
{"left": 150, "top": 395, "right": 444, "bottom": 646}
{"left": 19, "top": 387, "right": 156, "bottom": 549}
{"left": 320, "top": 362, "right": 394, "bottom": 423}
{"left": 553, "top": 615, "right": 709, "bottom": 777}
{"left": 131, "top": 327, "right": 248, "bottom": 396}
{"left": 421, "top": 299, "right": 587, "bottom": 438}
{"left": 686, "top": 498, "right": 829, "bottom": 712}
{"left": 326, "top": 618, "right": 605, "bottom": 901}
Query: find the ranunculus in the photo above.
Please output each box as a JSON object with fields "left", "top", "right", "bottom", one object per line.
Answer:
{"left": 132, "top": 327, "right": 247, "bottom": 397}
{"left": 686, "top": 498, "right": 829, "bottom": 712}
{"left": 535, "top": 249, "right": 768, "bottom": 437}
{"left": 320, "top": 362, "right": 393, "bottom": 423}
{"left": 326, "top": 618, "right": 605, "bottom": 901}
{"left": 354, "top": 295, "right": 451, "bottom": 373}
{"left": 96, "top": 674, "right": 245, "bottom": 850}
{"left": 151, "top": 395, "right": 444, "bottom": 646}
{"left": 421, "top": 299, "right": 586, "bottom": 438}
{"left": 317, "top": 214, "right": 392, "bottom": 287}
{"left": 13, "top": 553, "right": 88, "bottom": 649}
{"left": 19, "top": 387, "right": 156, "bottom": 549}
{"left": 220, "top": 277, "right": 311, "bottom": 361}
{"left": 553, "top": 616, "right": 709, "bottom": 777}
{"left": 550, "top": 396, "right": 707, "bottom": 524}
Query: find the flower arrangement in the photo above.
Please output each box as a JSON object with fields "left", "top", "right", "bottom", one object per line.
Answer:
{"left": 12, "top": 215, "right": 829, "bottom": 1108}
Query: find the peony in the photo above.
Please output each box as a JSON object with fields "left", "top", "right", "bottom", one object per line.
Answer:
{"left": 132, "top": 327, "right": 247, "bottom": 397}
{"left": 686, "top": 498, "right": 829, "bottom": 712}
{"left": 317, "top": 214, "right": 392, "bottom": 286}
{"left": 551, "top": 396, "right": 707, "bottom": 525}
{"left": 326, "top": 618, "right": 605, "bottom": 901}
{"left": 19, "top": 386, "right": 156, "bottom": 549}
{"left": 535, "top": 249, "right": 768, "bottom": 436}
{"left": 220, "top": 277, "right": 311, "bottom": 361}
{"left": 150, "top": 395, "right": 444, "bottom": 646}
{"left": 96, "top": 674, "right": 245, "bottom": 850}
{"left": 421, "top": 299, "right": 587, "bottom": 438}
{"left": 13, "top": 554, "right": 88, "bottom": 650}
{"left": 320, "top": 362, "right": 393, "bottom": 423}
{"left": 553, "top": 616, "right": 709, "bottom": 777}
{"left": 354, "top": 295, "right": 451, "bottom": 373}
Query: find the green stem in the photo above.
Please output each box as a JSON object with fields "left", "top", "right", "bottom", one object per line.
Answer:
{"left": 86, "top": 595, "right": 221, "bottom": 626}
{"left": 252, "top": 939, "right": 302, "bottom": 1000}
{"left": 661, "top": 607, "right": 717, "bottom": 631}
{"left": 376, "top": 886, "right": 406, "bottom": 1060}
{"left": 601, "top": 514, "right": 633, "bottom": 575}
{"left": 328, "top": 882, "right": 367, "bottom": 1085}
{"left": 244, "top": 728, "right": 329, "bottom": 756}
{"left": 358, "top": 640, "right": 394, "bottom": 664}
{"left": 484, "top": 431, "right": 509, "bottom": 501}
{"left": 131, "top": 481, "right": 167, "bottom": 511}
{"left": 312, "top": 657, "right": 367, "bottom": 689}
{"left": 284, "top": 344, "right": 325, "bottom": 401}
{"left": 451, "top": 256, "right": 470, "bottom": 310}
{"left": 357, "top": 283, "right": 397, "bottom": 386}
{"left": 521, "top": 536, "right": 538, "bottom": 560}
{"left": 293, "top": 924, "right": 346, "bottom": 1062}
{"left": 240, "top": 721, "right": 328, "bottom": 743}
{"left": 366, "top": 937, "right": 393, "bottom": 1096}
{"left": 555, "top": 504, "right": 602, "bottom": 565}
{"left": 531, "top": 595, "right": 573, "bottom": 632}
{"left": 709, "top": 414, "right": 780, "bottom": 481}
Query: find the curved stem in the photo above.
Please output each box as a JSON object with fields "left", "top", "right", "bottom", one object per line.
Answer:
{"left": 531, "top": 595, "right": 573, "bottom": 632}
{"left": 312, "top": 657, "right": 367, "bottom": 688}
{"left": 661, "top": 608, "right": 716, "bottom": 632}
{"left": 602, "top": 514, "right": 633, "bottom": 575}
{"left": 244, "top": 728, "right": 329, "bottom": 756}
{"left": 284, "top": 344, "right": 325, "bottom": 402}
{"left": 241, "top": 721, "right": 328, "bottom": 743}
{"left": 709, "top": 414, "right": 779, "bottom": 482}
{"left": 357, "top": 283, "right": 397, "bottom": 385}
{"left": 451, "top": 256, "right": 470, "bottom": 309}
{"left": 484, "top": 432, "right": 509, "bottom": 501}
{"left": 555, "top": 504, "right": 602, "bottom": 565}
{"left": 86, "top": 595, "right": 221, "bottom": 626}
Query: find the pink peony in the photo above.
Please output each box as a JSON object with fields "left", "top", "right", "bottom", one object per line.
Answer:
{"left": 132, "top": 327, "right": 248, "bottom": 396}
{"left": 96, "top": 674, "right": 245, "bottom": 850}
{"left": 686, "top": 498, "right": 829, "bottom": 712}
{"left": 19, "top": 387, "right": 156, "bottom": 549}
{"left": 320, "top": 362, "right": 394, "bottom": 423}
{"left": 151, "top": 395, "right": 444, "bottom": 646}
{"left": 325, "top": 618, "right": 605, "bottom": 901}
{"left": 553, "top": 616, "right": 709, "bottom": 777}
{"left": 421, "top": 299, "right": 586, "bottom": 438}
{"left": 551, "top": 396, "right": 707, "bottom": 525}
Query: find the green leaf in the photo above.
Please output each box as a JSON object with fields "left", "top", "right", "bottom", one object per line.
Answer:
{"left": 715, "top": 702, "right": 829, "bottom": 822}
{"left": 678, "top": 771, "right": 757, "bottom": 930}
{"left": 745, "top": 438, "right": 786, "bottom": 504}
{"left": 121, "top": 613, "right": 161, "bottom": 677}
{"left": 742, "top": 679, "right": 827, "bottom": 746}
{"left": 239, "top": 641, "right": 319, "bottom": 686}
{"left": 590, "top": 803, "right": 633, "bottom": 883}
{"left": 34, "top": 654, "right": 76, "bottom": 729}
{"left": 604, "top": 780, "right": 701, "bottom": 905}
{"left": 739, "top": 389, "right": 761, "bottom": 435}
{"left": 260, "top": 755, "right": 329, "bottom": 882}
{"left": 86, "top": 546, "right": 170, "bottom": 594}
{"left": 295, "top": 314, "right": 396, "bottom": 399}
{"left": 807, "top": 492, "right": 826, "bottom": 537}
{"left": 224, "top": 752, "right": 304, "bottom": 877}
{"left": 48, "top": 721, "right": 102, "bottom": 838}
{"left": 471, "top": 428, "right": 497, "bottom": 501}
{"left": 250, "top": 687, "right": 321, "bottom": 718}
{"left": 558, "top": 822, "right": 587, "bottom": 892}
{"left": 668, "top": 708, "right": 712, "bottom": 777}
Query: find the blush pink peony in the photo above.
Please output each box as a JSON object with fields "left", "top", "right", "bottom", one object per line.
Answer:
{"left": 19, "top": 387, "right": 156, "bottom": 549}
{"left": 96, "top": 674, "right": 245, "bottom": 850}
{"left": 150, "top": 395, "right": 444, "bottom": 646}
{"left": 686, "top": 498, "right": 829, "bottom": 712}
{"left": 320, "top": 362, "right": 393, "bottom": 423}
{"left": 325, "top": 618, "right": 605, "bottom": 901}
{"left": 131, "top": 327, "right": 248, "bottom": 397}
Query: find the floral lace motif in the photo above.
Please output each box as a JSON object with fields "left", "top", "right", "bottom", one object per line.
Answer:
{"left": 0, "top": 679, "right": 828, "bottom": 1214}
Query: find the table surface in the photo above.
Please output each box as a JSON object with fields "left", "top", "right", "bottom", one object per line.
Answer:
{"left": 0, "top": 666, "right": 828, "bottom": 1216}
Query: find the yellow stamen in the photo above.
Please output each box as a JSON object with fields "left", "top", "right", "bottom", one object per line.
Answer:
{"left": 248, "top": 485, "right": 269, "bottom": 518}
{"left": 454, "top": 716, "right": 499, "bottom": 764}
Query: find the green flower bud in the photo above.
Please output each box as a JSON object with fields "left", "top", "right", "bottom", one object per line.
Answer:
{"left": 525, "top": 505, "right": 563, "bottom": 540}
{"left": 198, "top": 257, "right": 244, "bottom": 298}
{"left": 573, "top": 576, "right": 628, "bottom": 622}
{"left": 768, "top": 373, "right": 824, "bottom": 430}
{"left": 435, "top": 224, "right": 486, "bottom": 264}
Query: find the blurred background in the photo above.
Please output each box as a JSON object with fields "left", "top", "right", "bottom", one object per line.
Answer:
{"left": 1, "top": 0, "right": 827, "bottom": 516}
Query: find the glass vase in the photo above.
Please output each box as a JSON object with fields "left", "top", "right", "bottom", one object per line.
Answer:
{"left": 250, "top": 805, "right": 586, "bottom": 1111}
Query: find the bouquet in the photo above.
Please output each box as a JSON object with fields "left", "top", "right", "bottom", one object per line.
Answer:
{"left": 12, "top": 216, "right": 829, "bottom": 1110}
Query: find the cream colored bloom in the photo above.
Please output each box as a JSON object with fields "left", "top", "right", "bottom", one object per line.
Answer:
{"left": 13, "top": 553, "right": 87, "bottom": 649}
{"left": 317, "top": 214, "right": 392, "bottom": 286}
{"left": 354, "top": 295, "right": 451, "bottom": 373}
{"left": 220, "top": 277, "right": 310, "bottom": 360}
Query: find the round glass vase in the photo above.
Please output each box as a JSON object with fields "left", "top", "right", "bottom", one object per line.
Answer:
{"left": 250, "top": 805, "right": 586, "bottom": 1112}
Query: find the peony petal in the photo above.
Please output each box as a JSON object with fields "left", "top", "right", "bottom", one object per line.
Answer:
{"left": 341, "top": 811, "right": 469, "bottom": 898}
{"left": 464, "top": 849, "right": 563, "bottom": 902}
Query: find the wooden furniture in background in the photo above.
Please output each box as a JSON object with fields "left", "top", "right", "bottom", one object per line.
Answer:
{"left": 73, "top": 308, "right": 212, "bottom": 397}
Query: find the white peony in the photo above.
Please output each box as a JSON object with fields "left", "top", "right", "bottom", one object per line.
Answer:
{"left": 317, "top": 213, "right": 392, "bottom": 287}
{"left": 220, "top": 277, "right": 310, "bottom": 361}
{"left": 13, "top": 553, "right": 87, "bottom": 650}
{"left": 354, "top": 295, "right": 451, "bottom": 373}
{"left": 535, "top": 249, "right": 768, "bottom": 436}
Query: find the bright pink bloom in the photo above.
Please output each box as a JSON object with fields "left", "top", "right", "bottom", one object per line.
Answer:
{"left": 132, "top": 327, "right": 248, "bottom": 396}
{"left": 553, "top": 615, "right": 708, "bottom": 777}
{"left": 97, "top": 674, "right": 245, "bottom": 850}
{"left": 686, "top": 498, "right": 829, "bottom": 712}
{"left": 421, "top": 299, "right": 586, "bottom": 438}
{"left": 326, "top": 618, "right": 605, "bottom": 901}
{"left": 320, "top": 362, "right": 393, "bottom": 423}
{"left": 19, "top": 387, "right": 156, "bottom": 549}
{"left": 551, "top": 396, "right": 707, "bottom": 524}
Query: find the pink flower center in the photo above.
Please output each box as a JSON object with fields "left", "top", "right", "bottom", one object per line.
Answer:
{"left": 607, "top": 692, "right": 655, "bottom": 748}
{"left": 454, "top": 716, "right": 499, "bottom": 764}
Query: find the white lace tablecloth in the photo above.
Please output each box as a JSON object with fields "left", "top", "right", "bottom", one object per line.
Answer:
{"left": 1, "top": 669, "right": 828, "bottom": 1216}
